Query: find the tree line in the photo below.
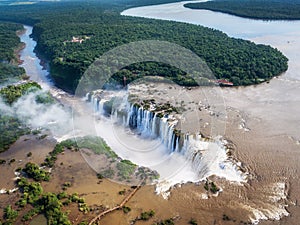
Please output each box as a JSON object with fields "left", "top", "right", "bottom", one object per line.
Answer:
{"left": 0, "top": 1, "right": 289, "bottom": 93}
{"left": 185, "top": 0, "right": 300, "bottom": 20}
{"left": 0, "top": 22, "right": 25, "bottom": 83}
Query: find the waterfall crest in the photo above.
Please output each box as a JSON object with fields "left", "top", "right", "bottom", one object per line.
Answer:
{"left": 86, "top": 91, "right": 247, "bottom": 188}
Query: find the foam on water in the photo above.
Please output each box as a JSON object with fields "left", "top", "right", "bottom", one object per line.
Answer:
{"left": 241, "top": 182, "right": 289, "bottom": 224}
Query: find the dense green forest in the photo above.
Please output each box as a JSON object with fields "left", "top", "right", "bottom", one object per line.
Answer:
{"left": 0, "top": 1, "right": 288, "bottom": 92}
{"left": 0, "top": 22, "right": 25, "bottom": 83}
{"left": 185, "top": 0, "right": 300, "bottom": 20}
{"left": 0, "top": 22, "right": 23, "bottom": 61}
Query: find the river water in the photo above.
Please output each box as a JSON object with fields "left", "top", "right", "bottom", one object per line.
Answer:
{"left": 19, "top": 26, "right": 53, "bottom": 88}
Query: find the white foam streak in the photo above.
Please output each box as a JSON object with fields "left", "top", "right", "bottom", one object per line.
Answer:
{"left": 245, "top": 182, "right": 289, "bottom": 224}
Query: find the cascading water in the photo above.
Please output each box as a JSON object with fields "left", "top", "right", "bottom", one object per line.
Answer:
{"left": 86, "top": 91, "right": 247, "bottom": 197}
{"left": 125, "top": 104, "right": 178, "bottom": 152}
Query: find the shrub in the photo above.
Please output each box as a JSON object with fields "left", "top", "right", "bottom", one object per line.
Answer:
{"left": 63, "top": 182, "right": 71, "bottom": 188}
{"left": 97, "top": 173, "right": 104, "bottom": 179}
{"left": 140, "top": 210, "right": 155, "bottom": 221}
{"left": 122, "top": 206, "right": 131, "bottom": 214}
{"left": 57, "top": 192, "right": 68, "bottom": 200}
{"left": 69, "top": 193, "right": 80, "bottom": 203}
{"left": 210, "top": 182, "right": 220, "bottom": 194}
{"left": 189, "top": 218, "right": 198, "bottom": 225}
{"left": 118, "top": 189, "right": 126, "bottom": 195}
{"left": 22, "top": 208, "right": 39, "bottom": 221}
{"left": 3, "top": 205, "right": 18, "bottom": 222}
{"left": 9, "top": 158, "right": 15, "bottom": 164}
{"left": 154, "top": 219, "right": 174, "bottom": 225}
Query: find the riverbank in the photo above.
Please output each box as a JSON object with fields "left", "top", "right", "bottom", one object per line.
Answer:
{"left": 184, "top": 0, "right": 300, "bottom": 20}
{"left": 14, "top": 28, "right": 26, "bottom": 65}
{"left": 13, "top": 42, "right": 25, "bottom": 66}
{"left": 0, "top": 22, "right": 26, "bottom": 86}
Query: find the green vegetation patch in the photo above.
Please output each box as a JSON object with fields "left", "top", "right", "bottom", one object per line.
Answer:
{"left": 2, "top": 205, "right": 18, "bottom": 224}
{"left": 189, "top": 218, "right": 198, "bottom": 225}
{"left": 35, "top": 91, "right": 55, "bottom": 105}
{"left": 76, "top": 136, "right": 118, "bottom": 159}
{"left": 0, "top": 63, "right": 25, "bottom": 83}
{"left": 0, "top": 81, "right": 41, "bottom": 105}
{"left": 184, "top": 0, "right": 300, "bottom": 20}
{"left": 0, "top": 22, "right": 24, "bottom": 62}
{"left": 22, "top": 208, "right": 40, "bottom": 222}
{"left": 116, "top": 159, "right": 137, "bottom": 180}
{"left": 43, "top": 139, "right": 78, "bottom": 167}
{"left": 139, "top": 209, "right": 155, "bottom": 221}
{"left": 204, "top": 180, "right": 220, "bottom": 194}
{"left": 101, "top": 168, "right": 115, "bottom": 179}
{"left": 153, "top": 218, "right": 175, "bottom": 225}
{"left": 23, "top": 162, "right": 50, "bottom": 181}
{"left": 0, "top": 113, "right": 29, "bottom": 153}
{"left": 12, "top": 169, "right": 84, "bottom": 224}
{"left": 122, "top": 205, "right": 131, "bottom": 214}
{"left": 0, "top": 22, "right": 25, "bottom": 84}
{"left": 39, "top": 192, "right": 71, "bottom": 224}
{"left": 16, "top": 177, "right": 43, "bottom": 207}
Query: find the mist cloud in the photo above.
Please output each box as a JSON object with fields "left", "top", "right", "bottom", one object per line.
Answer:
{"left": 0, "top": 90, "right": 73, "bottom": 138}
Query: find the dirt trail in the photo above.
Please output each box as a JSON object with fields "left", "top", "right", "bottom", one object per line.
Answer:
{"left": 88, "top": 180, "right": 143, "bottom": 225}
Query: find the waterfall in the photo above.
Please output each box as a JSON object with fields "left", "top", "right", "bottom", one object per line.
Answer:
{"left": 86, "top": 93, "right": 206, "bottom": 170}
{"left": 86, "top": 92, "right": 192, "bottom": 154}
{"left": 126, "top": 105, "right": 180, "bottom": 152}
{"left": 86, "top": 92, "right": 246, "bottom": 184}
{"left": 86, "top": 94, "right": 181, "bottom": 152}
